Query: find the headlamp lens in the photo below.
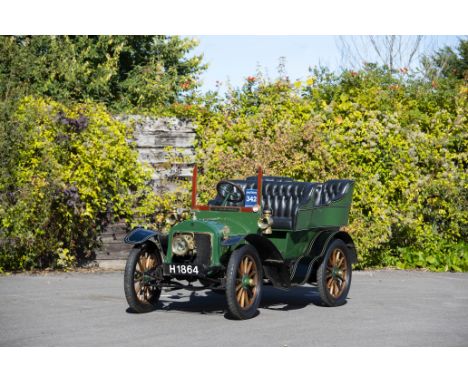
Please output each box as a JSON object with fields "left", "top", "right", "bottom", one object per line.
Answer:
{"left": 172, "top": 236, "right": 188, "bottom": 256}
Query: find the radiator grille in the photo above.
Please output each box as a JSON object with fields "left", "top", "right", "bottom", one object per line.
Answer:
{"left": 193, "top": 233, "right": 212, "bottom": 266}
{"left": 172, "top": 232, "right": 212, "bottom": 266}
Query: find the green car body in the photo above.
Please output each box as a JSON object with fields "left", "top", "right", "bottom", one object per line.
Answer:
{"left": 124, "top": 166, "right": 357, "bottom": 319}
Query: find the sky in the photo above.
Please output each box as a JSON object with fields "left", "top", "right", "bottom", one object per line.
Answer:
{"left": 189, "top": 35, "right": 463, "bottom": 93}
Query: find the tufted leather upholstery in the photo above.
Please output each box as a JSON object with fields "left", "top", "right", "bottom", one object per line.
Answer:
{"left": 208, "top": 177, "right": 353, "bottom": 230}
{"left": 315, "top": 180, "right": 352, "bottom": 207}
{"left": 261, "top": 181, "right": 316, "bottom": 229}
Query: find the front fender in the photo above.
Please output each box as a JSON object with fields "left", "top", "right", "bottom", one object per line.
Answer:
{"left": 124, "top": 228, "right": 161, "bottom": 245}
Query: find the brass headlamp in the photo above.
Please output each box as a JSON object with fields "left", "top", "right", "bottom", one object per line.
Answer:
{"left": 172, "top": 233, "right": 195, "bottom": 256}
{"left": 257, "top": 209, "right": 273, "bottom": 235}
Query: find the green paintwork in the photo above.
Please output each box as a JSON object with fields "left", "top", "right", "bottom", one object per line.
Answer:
{"left": 164, "top": 181, "right": 354, "bottom": 272}
{"left": 267, "top": 229, "right": 319, "bottom": 260}
{"left": 165, "top": 209, "right": 261, "bottom": 265}
{"left": 296, "top": 183, "right": 354, "bottom": 230}
{"left": 165, "top": 208, "right": 345, "bottom": 265}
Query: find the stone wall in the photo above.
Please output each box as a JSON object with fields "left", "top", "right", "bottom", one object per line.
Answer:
{"left": 95, "top": 116, "right": 195, "bottom": 268}
{"left": 120, "top": 115, "right": 196, "bottom": 191}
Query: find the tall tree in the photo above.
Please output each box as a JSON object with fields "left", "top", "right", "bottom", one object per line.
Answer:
{"left": 421, "top": 38, "right": 468, "bottom": 80}
{"left": 0, "top": 35, "right": 206, "bottom": 110}
{"left": 337, "top": 35, "right": 427, "bottom": 71}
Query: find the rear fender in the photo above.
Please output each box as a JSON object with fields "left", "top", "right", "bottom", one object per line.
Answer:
{"left": 306, "top": 230, "right": 357, "bottom": 283}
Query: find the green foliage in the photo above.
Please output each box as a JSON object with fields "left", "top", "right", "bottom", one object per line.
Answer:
{"left": 0, "top": 35, "right": 206, "bottom": 111}
{"left": 0, "top": 97, "right": 160, "bottom": 271}
{"left": 193, "top": 66, "right": 467, "bottom": 272}
{"left": 1, "top": 36, "right": 466, "bottom": 273}
{"left": 422, "top": 38, "right": 468, "bottom": 80}
{"left": 0, "top": 35, "right": 206, "bottom": 272}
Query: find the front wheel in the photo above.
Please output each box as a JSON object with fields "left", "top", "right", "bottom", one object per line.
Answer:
{"left": 124, "top": 243, "right": 162, "bottom": 313}
{"left": 317, "top": 239, "right": 352, "bottom": 307}
{"left": 226, "top": 245, "right": 263, "bottom": 320}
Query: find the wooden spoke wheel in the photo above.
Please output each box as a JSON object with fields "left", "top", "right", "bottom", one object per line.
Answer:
{"left": 317, "top": 239, "right": 352, "bottom": 307}
{"left": 235, "top": 255, "right": 259, "bottom": 309}
{"left": 226, "top": 245, "right": 263, "bottom": 320}
{"left": 124, "top": 244, "right": 162, "bottom": 313}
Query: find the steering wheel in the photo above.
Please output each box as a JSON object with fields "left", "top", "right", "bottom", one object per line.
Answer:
{"left": 216, "top": 181, "right": 245, "bottom": 204}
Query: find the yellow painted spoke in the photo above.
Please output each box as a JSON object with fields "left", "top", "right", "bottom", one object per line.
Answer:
{"left": 246, "top": 260, "right": 253, "bottom": 274}
{"left": 236, "top": 287, "right": 244, "bottom": 301}
{"left": 138, "top": 258, "right": 145, "bottom": 272}
{"left": 134, "top": 281, "right": 141, "bottom": 294}
{"left": 240, "top": 289, "right": 246, "bottom": 307}
{"left": 337, "top": 256, "right": 344, "bottom": 267}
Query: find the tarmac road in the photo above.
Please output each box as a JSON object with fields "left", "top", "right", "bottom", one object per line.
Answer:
{"left": 0, "top": 270, "right": 467, "bottom": 346}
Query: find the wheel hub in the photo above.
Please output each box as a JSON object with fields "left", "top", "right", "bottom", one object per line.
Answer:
{"left": 241, "top": 274, "right": 252, "bottom": 288}
{"left": 331, "top": 267, "right": 343, "bottom": 279}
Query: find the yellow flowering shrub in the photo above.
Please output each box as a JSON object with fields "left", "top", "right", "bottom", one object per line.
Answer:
{"left": 193, "top": 67, "right": 467, "bottom": 271}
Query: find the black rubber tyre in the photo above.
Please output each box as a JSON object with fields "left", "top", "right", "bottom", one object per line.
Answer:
{"left": 124, "top": 243, "right": 162, "bottom": 313}
{"left": 226, "top": 245, "right": 263, "bottom": 320}
{"left": 317, "top": 239, "right": 352, "bottom": 307}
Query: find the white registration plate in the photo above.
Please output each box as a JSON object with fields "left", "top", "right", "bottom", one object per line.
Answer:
{"left": 165, "top": 264, "right": 199, "bottom": 275}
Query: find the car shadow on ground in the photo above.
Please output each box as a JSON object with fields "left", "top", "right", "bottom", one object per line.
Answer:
{"left": 126, "top": 285, "right": 342, "bottom": 319}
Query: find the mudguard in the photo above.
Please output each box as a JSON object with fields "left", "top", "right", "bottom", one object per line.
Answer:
{"left": 290, "top": 230, "right": 357, "bottom": 285}
{"left": 124, "top": 228, "right": 160, "bottom": 244}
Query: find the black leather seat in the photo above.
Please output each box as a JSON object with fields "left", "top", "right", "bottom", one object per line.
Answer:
{"left": 262, "top": 181, "right": 316, "bottom": 229}
{"left": 208, "top": 177, "right": 353, "bottom": 230}
{"left": 208, "top": 178, "right": 316, "bottom": 229}
{"left": 313, "top": 179, "right": 353, "bottom": 207}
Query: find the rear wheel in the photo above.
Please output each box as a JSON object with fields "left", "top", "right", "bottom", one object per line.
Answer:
{"left": 317, "top": 239, "right": 352, "bottom": 307}
{"left": 124, "top": 243, "right": 162, "bottom": 313}
{"left": 226, "top": 245, "right": 263, "bottom": 320}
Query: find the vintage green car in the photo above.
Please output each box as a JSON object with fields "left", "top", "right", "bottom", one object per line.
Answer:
{"left": 123, "top": 166, "right": 356, "bottom": 319}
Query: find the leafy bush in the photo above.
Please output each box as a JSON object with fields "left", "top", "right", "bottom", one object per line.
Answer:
{"left": 0, "top": 35, "right": 206, "bottom": 111}
{"left": 1, "top": 37, "right": 466, "bottom": 273}
{"left": 193, "top": 67, "right": 467, "bottom": 271}
{"left": 0, "top": 97, "right": 163, "bottom": 271}
{"left": 0, "top": 35, "right": 206, "bottom": 272}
